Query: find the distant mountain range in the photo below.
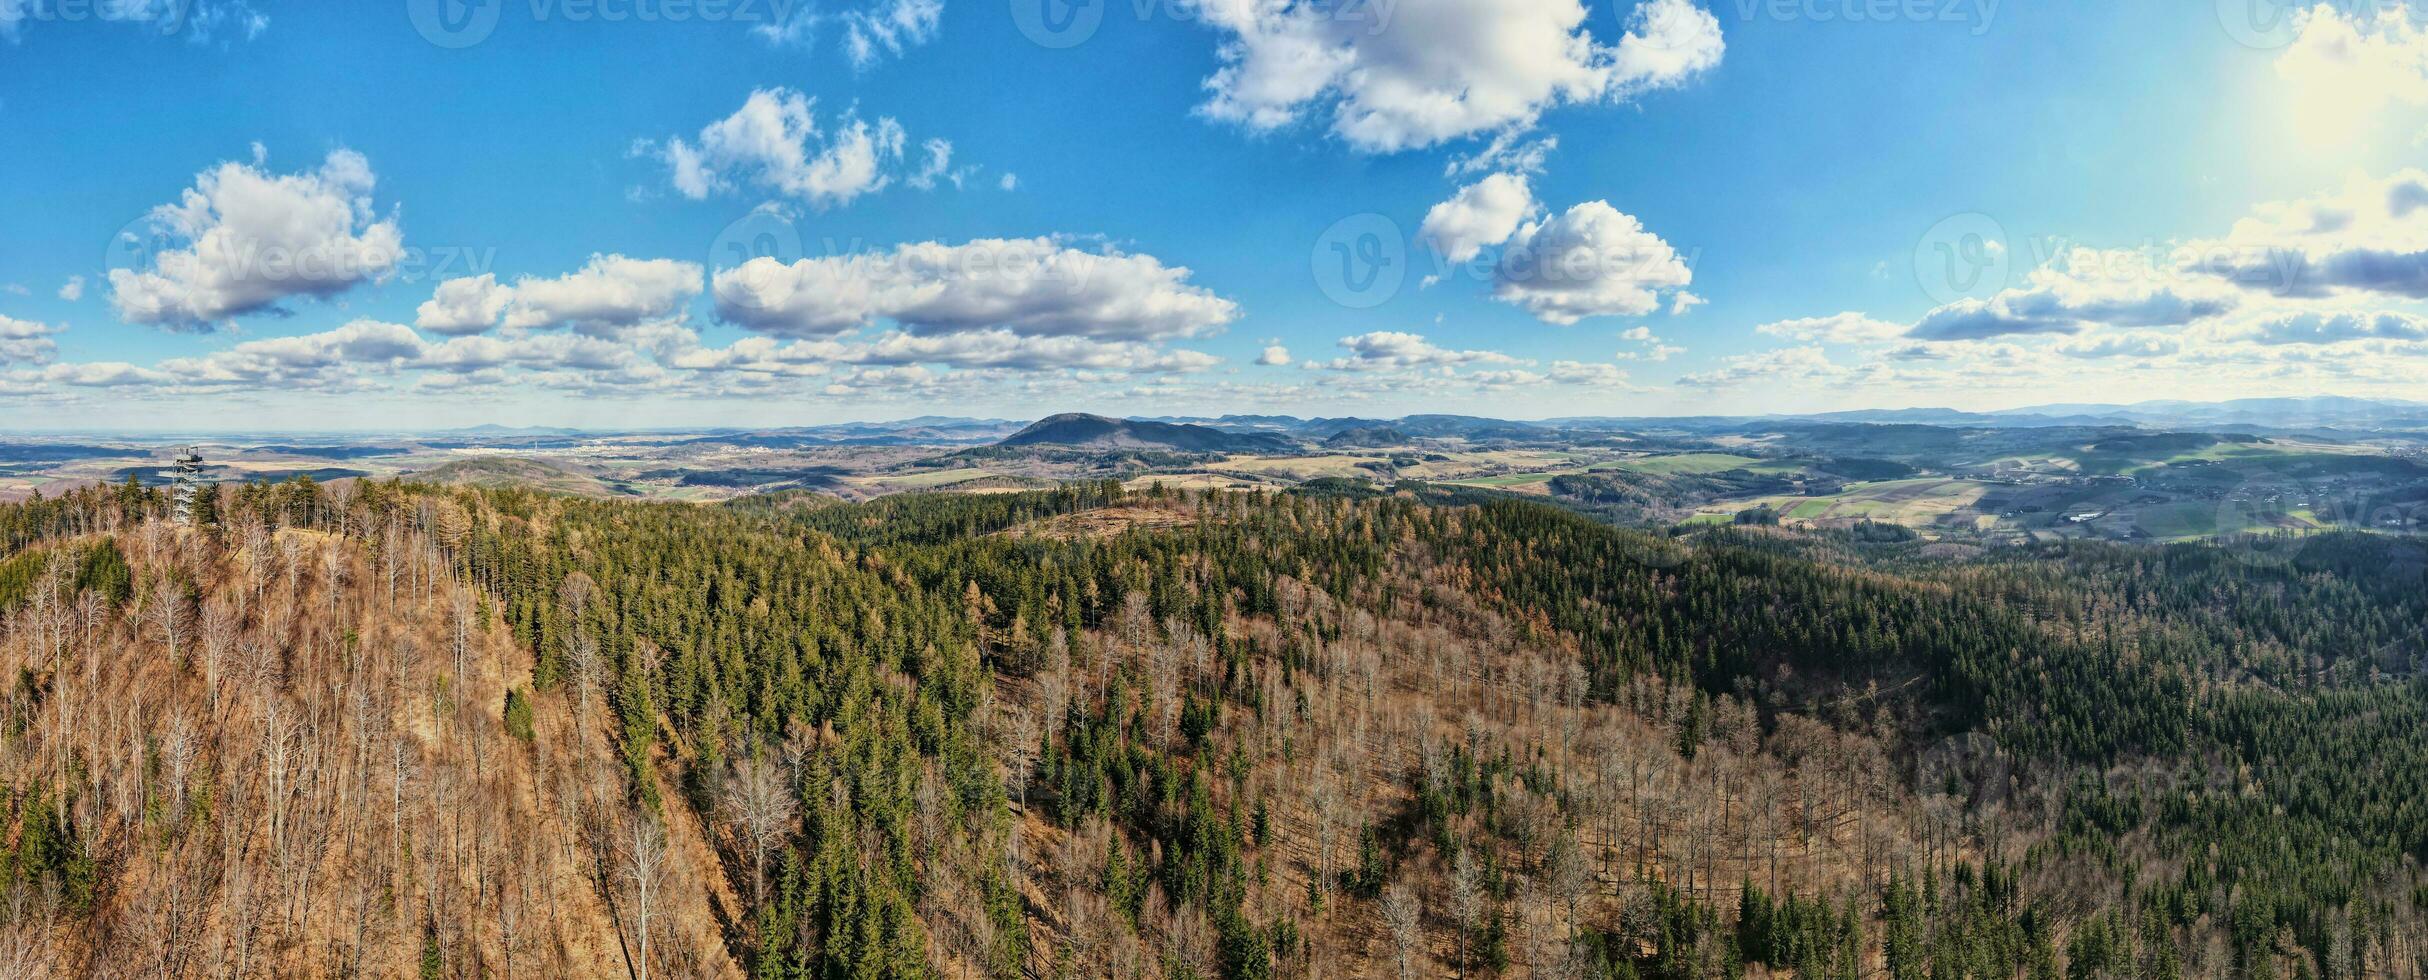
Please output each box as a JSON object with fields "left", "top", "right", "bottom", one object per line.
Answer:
{"left": 32, "top": 396, "right": 2428, "bottom": 444}
{"left": 612, "top": 398, "right": 2428, "bottom": 455}
{"left": 1996, "top": 396, "right": 2428, "bottom": 430}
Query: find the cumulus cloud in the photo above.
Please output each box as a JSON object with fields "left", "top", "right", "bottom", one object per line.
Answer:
{"left": 853, "top": 330, "right": 1223, "bottom": 372}
{"left": 0, "top": 315, "right": 61, "bottom": 366}
{"left": 1194, "top": 0, "right": 1722, "bottom": 152}
{"left": 1908, "top": 249, "right": 2238, "bottom": 340}
{"left": 711, "top": 238, "right": 1239, "bottom": 342}
{"left": 56, "top": 276, "right": 83, "bottom": 301}
{"left": 107, "top": 148, "right": 402, "bottom": 330}
{"left": 1675, "top": 345, "right": 1843, "bottom": 389}
{"left": 2188, "top": 169, "right": 2428, "bottom": 299}
{"left": 1256, "top": 344, "right": 1291, "bottom": 366}
{"left": 11, "top": 307, "right": 1232, "bottom": 403}
{"left": 2274, "top": 4, "right": 2428, "bottom": 143}
{"left": 1755, "top": 312, "right": 1904, "bottom": 345}
{"left": 656, "top": 88, "right": 947, "bottom": 209}
{"left": 2281, "top": 3, "right": 2428, "bottom": 92}
{"left": 499, "top": 255, "right": 703, "bottom": 333}
{"left": 1492, "top": 200, "right": 1694, "bottom": 324}
{"left": 421, "top": 331, "right": 642, "bottom": 375}
{"left": 1420, "top": 172, "right": 1538, "bottom": 263}
{"left": 1666, "top": 167, "right": 2428, "bottom": 399}
{"left": 416, "top": 257, "right": 703, "bottom": 336}
{"left": 1547, "top": 359, "right": 1629, "bottom": 385}
{"left": 2238, "top": 309, "right": 2428, "bottom": 345}
{"left": 36, "top": 362, "right": 174, "bottom": 388}
{"left": 2053, "top": 331, "right": 2183, "bottom": 359}
{"left": 414, "top": 273, "right": 514, "bottom": 335}
{"left": 1311, "top": 330, "right": 1522, "bottom": 371}
{"left": 1616, "top": 325, "right": 1684, "bottom": 361}
{"left": 158, "top": 319, "right": 426, "bottom": 389}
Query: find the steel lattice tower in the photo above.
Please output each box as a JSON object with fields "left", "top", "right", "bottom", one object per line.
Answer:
{"left": 171, "top": 446, "right": 207, "bottom": 525}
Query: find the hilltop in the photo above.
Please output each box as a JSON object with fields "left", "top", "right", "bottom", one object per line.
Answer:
{"left": 409, "top": 456, "right": 629, "bottom": 497}
{"left": 995, "top": 412, "right": 1297, "bottom": 453}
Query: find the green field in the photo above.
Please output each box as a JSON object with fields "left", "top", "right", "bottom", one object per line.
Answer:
{"left": 1706, "top": 478, "right": 1993, "bottom": 526}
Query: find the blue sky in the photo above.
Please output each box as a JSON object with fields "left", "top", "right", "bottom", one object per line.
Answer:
{"left": 3, "top": 0, "right": 2427, "bottom": 428}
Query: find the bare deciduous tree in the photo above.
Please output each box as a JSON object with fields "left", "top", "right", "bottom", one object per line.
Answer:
{"left": 720, "top": 754, "right": 795, "bottom": 906}
{"left": 1382, "top": 878, "right": 1424, "bottom": 980}
{"left": 618, "top": 809, "right": 670, "bottom": 980}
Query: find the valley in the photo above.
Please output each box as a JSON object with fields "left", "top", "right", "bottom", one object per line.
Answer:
{"left": 14, "top": 399, "right": 2428, "bottom": 552}
{"left": 1, "top": 401, "right": 2426, "bottom": 977}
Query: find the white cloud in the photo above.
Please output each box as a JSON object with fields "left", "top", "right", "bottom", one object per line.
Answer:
{"left": 498, "top": 255, "right": 703, "bottom": 334}
{"left": 415, "top": 273, "right": 514, "bottom": 335}
{"left": 1194, "top": 0, "right": 1722, "bottom": 153}
{"left": 2189, "top": 169, "right": 2428, "bottom": 300}
{"left": 0, "top": 315, "right": 61, "bottom": 366}
{"left": 854, "top": 330, "right": 1223, "bottom": 372}
{"left": 1256, "top": 344, "right": 1292, "bottom": 366}
{"left": 904, "top": 138, "right": 969, "bottom": 189}
{"left": 56, "top": 276, "right": 83, "bottom": 301}
{"left": 1547, "top": 360, "right": 1629, "bottom": 385}
{"left": 159, "top": 319, "right": 427, "bottom": 388}
{"left": 1616, "top": 325, "right": 1683, "bottom": 361}
{"left": 1467, "top": 368, "right": 1549, "bottom": 387}
{"left": 2236, "top": 309, "right": 2428, "bottom": 345}
{"left": 712, "top": 238, "right": 1239, "bottom": 342}
{"left": 1755, "top": 312, "right": 1906, "bottom": 345}
{"left": 1446, "top": 132, "right": 1557, "bottom": 177}
{"left": 107, "top": 149, "right": 402, "bottom": 330}
{"left": 1909, "top": 248, "right": 2238, "bottom": 340}
{"left": 1420, "top": 172, "right": 1537, "bottom": 263}
{"left": 2275, "top": 4, "right": 2428, "bottom": 145}
{"left": 1611, "top": 0, "right": 1726, "bottom": 92}
{"left": 841, "top": 0, "right": 943, "bottom": 67}
{"left": 417, "top": 257, "right": 704, "bottom": 338}
{"left": 2052, "top": 331, "right": 2184, "bottom": 359}
{"left": 1675, "top": 345, "right": 1844, "bottom": 388}
{"left": 658, "top": 88, "right": 945, "bottom": 209}
{"left": 1312, "top": 330, "right": 1521, "bottom": 371}
{"left": 1492, "top": 200, "right": 1693, "bottom": 324}
{"left": 38, "top": 362, "right": 173, "bottom": 388}
{"left": 751, "top": 0, "right": 942, "bottom": 67}
{"left": 421, "top": 331, "right": 643, "bottom": 375}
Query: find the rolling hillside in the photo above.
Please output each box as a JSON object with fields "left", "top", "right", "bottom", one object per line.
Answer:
{"left": 996, "top": 413, "right": 1298, "bottom": 453}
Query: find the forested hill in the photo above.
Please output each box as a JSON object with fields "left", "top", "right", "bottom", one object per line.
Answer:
{"left": 0, "top": 476, "right": 2423, "bottom": 978}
